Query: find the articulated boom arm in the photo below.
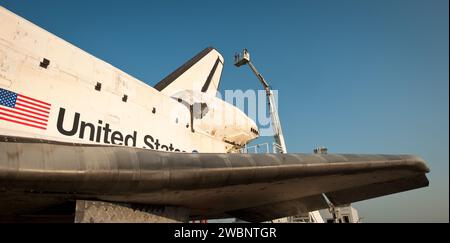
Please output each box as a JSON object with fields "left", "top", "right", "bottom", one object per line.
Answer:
{"left": 234, "top": 49, "right": 287, "bottom": 153}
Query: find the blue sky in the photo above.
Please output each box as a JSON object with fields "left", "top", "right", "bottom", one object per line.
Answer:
{"left": 0, "top": 0, "right": 447, "bottom": 222}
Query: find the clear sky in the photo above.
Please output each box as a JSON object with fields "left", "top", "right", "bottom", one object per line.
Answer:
{"left": 0, "top": 0, "right": 447, "bottom": 222}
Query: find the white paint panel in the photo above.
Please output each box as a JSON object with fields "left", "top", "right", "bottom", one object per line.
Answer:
{"left": 0, "top": 6, "right": 258, "bottom": 153}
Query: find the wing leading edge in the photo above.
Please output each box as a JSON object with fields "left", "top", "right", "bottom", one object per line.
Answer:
{"left": 0, "top": 136, "right": 429, "bottom": 222}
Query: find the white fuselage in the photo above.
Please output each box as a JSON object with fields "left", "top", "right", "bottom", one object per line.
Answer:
{"left": 0, "top": 7, "right": 257, "bottom": 153}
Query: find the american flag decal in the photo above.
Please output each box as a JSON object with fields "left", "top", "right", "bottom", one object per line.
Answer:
{"left": 0, "top": 88, "right": 51, "bottom": 130}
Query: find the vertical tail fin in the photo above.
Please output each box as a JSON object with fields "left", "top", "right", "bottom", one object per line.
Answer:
{"left": 154, "top": 47, "right": 224, "bottom": 96}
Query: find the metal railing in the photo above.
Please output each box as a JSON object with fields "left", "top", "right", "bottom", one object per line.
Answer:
{"left": 240, "top": 142, "right": 283, "bottom": 154}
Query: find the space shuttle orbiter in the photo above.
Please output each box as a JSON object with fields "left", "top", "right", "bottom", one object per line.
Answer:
{"left": 0, "top": 6, "right": 429, "bottom": 222}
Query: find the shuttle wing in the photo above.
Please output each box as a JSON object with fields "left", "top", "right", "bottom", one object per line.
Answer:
{"left": 0, "top": 6, "right": 430, "bottom": 223}
{"left": 0, "top": 137, "right": 429, "bottom": 222}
